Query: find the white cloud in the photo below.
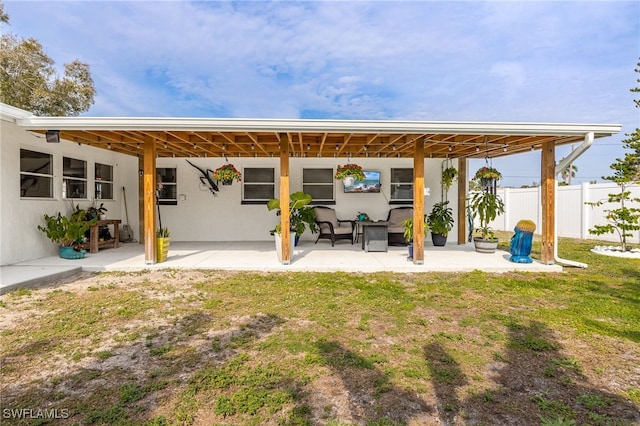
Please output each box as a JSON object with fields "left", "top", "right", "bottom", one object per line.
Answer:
{"left": 3, "top": 0, "right": 638, "bottom": 185}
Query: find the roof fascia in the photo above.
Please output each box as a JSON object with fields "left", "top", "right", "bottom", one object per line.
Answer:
{"left": 15, "top": 116, "right": 622, "bottom": 137}
{"left": 0, "top": 103, "right": 34, "bottom": 121}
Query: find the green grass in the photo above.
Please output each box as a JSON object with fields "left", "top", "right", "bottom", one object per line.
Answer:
{"left": 0, "top": 237, "right": 638, "bottom": 425}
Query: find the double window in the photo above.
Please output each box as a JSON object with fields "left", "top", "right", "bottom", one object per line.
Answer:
{"left": 242, "top": 167, "right": 275, "bottom": 203}
{"left": 390, "top": 168, "right": 413, "bottom": 203}
{"left": 20, "top": 149, "right": 53, "bottom": 198}
{"left": 302, "top": 168, "right": 334, "bottom": 203}
{"left": 63, "top": 156, "right": 87, "bottom": 199}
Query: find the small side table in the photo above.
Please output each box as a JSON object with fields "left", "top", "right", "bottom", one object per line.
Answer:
{"left": 360, "top": 221, "right": 390, "bottom": 252}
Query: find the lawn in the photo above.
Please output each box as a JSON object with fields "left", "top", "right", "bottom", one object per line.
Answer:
{"left": 0, "top": 237, "right": 639, "bottom": 425}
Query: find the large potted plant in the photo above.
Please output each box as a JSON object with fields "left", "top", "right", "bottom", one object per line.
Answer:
{"left": 267, "top": 191, "right": 318, "bottom": 245}
{"left": 38, "top": 210, "right": 96, "bottom": 259}
{"left": 400, "top": 215, "right": 428, "bottom": 259}
{"left": 267, "top": 191, "right": 318, "bottom": 262}
{"left": 468, "top": 190, "right": 505, "bottom": 253}
{"left": 427, "top": 201, "right": 454, "bottom": 246}
{"left": 335, "top": 163, "right": 366, "bottom": 187}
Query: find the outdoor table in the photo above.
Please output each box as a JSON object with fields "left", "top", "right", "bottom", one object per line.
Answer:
{"left": 85, "top": 219, "right": 121, "bottom": 253}
{"left": 359, "top": 221, "right": 390, "bottom": 252}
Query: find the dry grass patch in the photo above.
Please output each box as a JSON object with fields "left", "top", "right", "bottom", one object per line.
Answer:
{"left": 1, "top": 243, "right": 639, "bottom": 425}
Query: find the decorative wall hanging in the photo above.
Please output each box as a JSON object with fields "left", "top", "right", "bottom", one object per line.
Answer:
{"left": 186, "top": 160, "right": 219, "bottom": 196}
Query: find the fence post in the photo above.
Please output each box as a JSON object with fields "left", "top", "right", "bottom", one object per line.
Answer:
{"left": 581, "top": 182, "right": 590, "bottom": 239}
{"left": 503, "top": 188, "right": 510, "bottom": 231}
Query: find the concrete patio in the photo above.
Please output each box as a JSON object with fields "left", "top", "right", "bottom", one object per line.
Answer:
{"left": 0, "top": 240, "right": 562, "bottom": 294}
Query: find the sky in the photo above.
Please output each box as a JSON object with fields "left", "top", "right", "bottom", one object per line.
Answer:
{"left": 3, "top": 0, "right": 639, "bottom": 187}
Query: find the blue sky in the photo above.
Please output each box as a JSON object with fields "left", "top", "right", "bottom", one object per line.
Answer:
{"left": 3, "top": 0, "right": 639, "bottom": 187}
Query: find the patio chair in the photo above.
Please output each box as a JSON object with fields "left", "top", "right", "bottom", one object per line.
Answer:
{"left": 387, "top": 207, "right": 413, "bottom": 246}
{"left": 314, "top": 206, "right": 355, "bottom": 246}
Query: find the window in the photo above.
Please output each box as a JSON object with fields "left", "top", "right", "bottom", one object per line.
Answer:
{"left": 95, "top": 163, "right": 114, "bottom": 200}
{"left": 157, "top": 167, "right": 177, "bottom": 205}
{"left": 390, "top": 168, "right": 413, "bottom": 202}
{"left": 242, "top": 167, "right": 275, "bottom": 203}
{"left": 20, "top": 149, "right": 53, "bottom": 198}
{"left": 63, "top": 156, "right": 87, "bottom": 199}
{"left": 302, "top": 168, "right": 334, "bottom": 203}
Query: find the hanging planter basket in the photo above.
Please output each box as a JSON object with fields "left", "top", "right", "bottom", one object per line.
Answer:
{"left": 335, "top": 163, "right": 366, "bottom": 182}
{"left": 474, "top": 166, "right": 501, "bottom": 195}
{"left": 212, "top": 163, "right": 242, "bottom": 185}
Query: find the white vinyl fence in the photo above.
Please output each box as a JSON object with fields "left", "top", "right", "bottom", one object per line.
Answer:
{"left": 487, "top": 182, "right": 640, "bottom": 244}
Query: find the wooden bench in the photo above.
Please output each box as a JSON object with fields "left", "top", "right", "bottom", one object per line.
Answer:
{"left": 84, "top": 219, "right": 121, "bottom": 253}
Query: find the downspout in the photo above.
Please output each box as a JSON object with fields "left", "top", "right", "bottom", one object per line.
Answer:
{"left": 553, "top": 131, "right": 594, "bottom": 268}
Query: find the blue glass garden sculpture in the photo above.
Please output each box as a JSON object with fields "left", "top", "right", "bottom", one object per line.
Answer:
{"left": 509, "top": 219, "right": 536, "bottom": 263}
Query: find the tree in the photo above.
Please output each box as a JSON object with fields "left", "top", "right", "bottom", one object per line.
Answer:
{"left": 586, "top": 60, "right": 640, "bottom": 251}
{"left": 559, "top": 158, "right": 578, "bottom": 185}
{"left": 0, "top": 1, "right": 95, "bottom": 116}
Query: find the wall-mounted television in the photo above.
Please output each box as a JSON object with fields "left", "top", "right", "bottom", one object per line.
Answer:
{"left": 344, "top": 171, "right": 381, "bottom": 193}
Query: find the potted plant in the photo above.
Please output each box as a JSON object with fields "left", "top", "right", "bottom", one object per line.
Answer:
{"left": 335, "top": 163, "right": 366, "bottom": 186}
{"left": 427, "top": 201, "right": 454, "bottom": 246}
{"left": 356, "top": 212, "right": 370, "bottom": 222}
{"left": 212, "top": 163, "right": 242, "bottom": 185}
{"left": 37, "top": 210, "right": 96, "bottom": 259}
{"left": 400, "top": 215, "right": 428, "bottom": 259}
{"left": 267, "top": 191, "right": 318, "bottom": 245}
{"left": 96, "top": 203, "right": 108, "bottom": 220}
{"left": 468, "top": 190, "right": 505, "bottom": 253}
{"left": 156, "top": 227, "right": 170, "bottom": 262}
{"left": 442, "top": 166, "right": 458, "bottom": 192}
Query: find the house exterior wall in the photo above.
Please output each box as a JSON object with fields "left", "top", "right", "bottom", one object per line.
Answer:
{"left": 2, "top": 115, "right": 459, "bottom": 265}
{"left": 156, "top": 157, "right": 457, "bottom": 243}
{"left": 1, "top": 118, "right": 140, "bottom": 265}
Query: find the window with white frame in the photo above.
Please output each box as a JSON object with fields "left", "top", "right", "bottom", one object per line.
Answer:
{"left": 390, "top": 168, "right": 413, "bottom": 202}
{"left": 157, "top": 167, "right": 177, "bottom": 205}
{"left": 63, "top": 156, "right": 87, "bottom": 199}
{"left": 95, "top": 163, "right": 114, "bottom": 200}
{"left": 20, "top": 149, "right": 53, "bottom": 198}
{"left": 302, "top": 168, "right": 334, "bottom": 203}
{"left": 242, "top": 167, "right": 275, "bottom": 203}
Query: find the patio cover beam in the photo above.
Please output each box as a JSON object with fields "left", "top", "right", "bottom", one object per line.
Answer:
{"left": 143, "top": 135, "right": 157, "bottom": 264}
{"left": 541, "top": 141, "right": 556, "bottom": 264}
{"left": 279, "top": 133, "right": 291, "bottom": 264}
{"left": 413, "top": 137, "right": 425, "bottom": 264}
{"left": 457, "top": 159, "right": 468, "bottom": 244}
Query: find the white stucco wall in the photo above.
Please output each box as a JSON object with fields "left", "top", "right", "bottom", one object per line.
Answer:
{"left": 156, "top": 156, "right": 458, "bottom": 243}
{"left": 1, "top": 113, "right": 460, "bottom": 265}
{"left": 1, "top": 118, "right": 140, "bottom": 265}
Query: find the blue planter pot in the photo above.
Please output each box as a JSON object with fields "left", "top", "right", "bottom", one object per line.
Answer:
{"left": 58, "top": 246, "right": 86, "bottom": 259}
